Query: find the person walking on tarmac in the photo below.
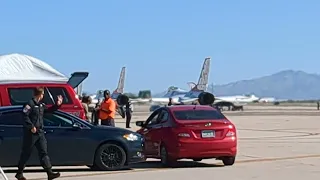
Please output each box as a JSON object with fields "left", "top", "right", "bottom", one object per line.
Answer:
{"left": 168, "top": 97, "right": 173, "bottom": 106}
{"left": 97, "top": 90, "right": 116, "bottom": 126}
{"left": 16, "top": 87, "right": 62, "bottom": 180}
{"left": 125, "top": 101, "right": 132, "bottom": 128}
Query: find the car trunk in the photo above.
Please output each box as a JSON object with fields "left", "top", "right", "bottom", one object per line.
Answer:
{"left": 175, "top": 119, "right": 232, "bottom": 140}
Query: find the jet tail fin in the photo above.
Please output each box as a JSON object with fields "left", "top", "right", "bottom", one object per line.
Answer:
{"left": 191, "top": 57, "right": 211, "bottom": 91}
{"left": 113, "top": 67, "right": 126, "bottom": 94}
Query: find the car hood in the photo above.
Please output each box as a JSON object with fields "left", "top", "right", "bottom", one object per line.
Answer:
{"left": 93, "top": 125, "right": 134, "bottom": 134}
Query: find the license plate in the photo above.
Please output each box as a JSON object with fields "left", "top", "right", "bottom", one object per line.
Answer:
{"left": 201, "top": 130, "right": 215, "bottom": 138}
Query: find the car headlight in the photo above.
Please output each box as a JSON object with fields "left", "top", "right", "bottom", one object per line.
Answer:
{"left": 123, "top": 133, "right": 139, "bottom": 141}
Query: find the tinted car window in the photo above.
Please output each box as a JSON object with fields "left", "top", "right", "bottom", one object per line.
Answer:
{"left": 8, "top": 88, "right": 52, "bottom": 105}
{"left": 47, "top": 87, "right": 73, "bottom": 104}
{"left": 173, "top": 110, "right": 226, "bottom": 120}
{"left": 44, "top": 113, "right": 73, "bottom": 127}
{"left": 158, "top": 110, "right": 169, "bottom": 122}
{"left": 0, "top": 111, "right": 24, "bottom": 126}
{"left": 146, "top": 111, "right": 160, "bottom": 126}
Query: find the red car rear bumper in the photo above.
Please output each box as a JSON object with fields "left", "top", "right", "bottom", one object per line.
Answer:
{"left": 168, "top": 138, "right": 237, "bottom": 159}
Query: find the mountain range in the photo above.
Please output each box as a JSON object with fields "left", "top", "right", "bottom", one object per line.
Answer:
{"left": 154, "top": 70, "right": 320, "bottom": 100}
{"left": 212, "top": 70, "right": 320, "bottom": 100}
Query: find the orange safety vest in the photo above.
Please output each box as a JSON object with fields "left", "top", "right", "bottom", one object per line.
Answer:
{"left": 99, "top": 98, "right": 116, "bottom": 120}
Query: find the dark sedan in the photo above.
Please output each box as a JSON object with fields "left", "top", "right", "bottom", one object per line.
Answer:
{"left": 0, "top": 106, "right": 145, "bottom": 171}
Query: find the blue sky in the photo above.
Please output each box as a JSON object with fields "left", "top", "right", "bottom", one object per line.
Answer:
{"left": 0, "top": 0, "right": 319, "bottom": 93}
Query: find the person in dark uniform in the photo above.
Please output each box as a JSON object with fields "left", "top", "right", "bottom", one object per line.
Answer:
{"left": 15, "top": 87, "right": 62, "bottom": 180}
{"left": 168, "top": 98, "right": 173, "bottom": 106}
{"left": 125, "top": 101, "right": 132, "bottom": 128}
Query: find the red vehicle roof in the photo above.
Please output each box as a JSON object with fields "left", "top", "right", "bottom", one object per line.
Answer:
{"left": 167, "top": 105, "right": 215, "bottom": 111}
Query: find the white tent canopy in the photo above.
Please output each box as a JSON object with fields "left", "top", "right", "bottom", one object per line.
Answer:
{"left": 0, "top": 53, "right": 69, "bottom": 84}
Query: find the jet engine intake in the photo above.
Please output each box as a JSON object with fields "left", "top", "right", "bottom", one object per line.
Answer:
{"left": 198, "top": 92, "right": 215, "bottom": 105}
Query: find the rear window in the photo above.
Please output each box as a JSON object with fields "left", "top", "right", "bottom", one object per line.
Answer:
{"left": 173, "top": 109, "right": 226, "bottom": 120}
{"left": 8, "top": 87, "right": 73, "bottom": 105}
{"left": 8, "top": 88, "right": 52, "bottom": 105}
{"left": 47, "top": 87, "right": 73, "bottom": 104}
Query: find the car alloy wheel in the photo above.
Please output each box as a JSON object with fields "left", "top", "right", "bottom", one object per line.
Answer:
{"left": 101, "top": 145, "right": 124, "bottom": 167}
{"left": 94, "top": 143, "right": 127, "bottom": 171}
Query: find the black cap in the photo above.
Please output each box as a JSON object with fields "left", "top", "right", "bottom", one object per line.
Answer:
{"left": 103, "top": 90, "right": 111, "bottom": 96}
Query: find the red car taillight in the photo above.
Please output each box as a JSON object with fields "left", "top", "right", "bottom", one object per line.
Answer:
{"left": 226, "top": 124, "right": 236, "bottom": 137}
{"left": 226, "top": 131, "right": 236, "bottom": 137}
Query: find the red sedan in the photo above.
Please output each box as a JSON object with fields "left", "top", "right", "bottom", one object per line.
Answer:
{"left": 136, "top": 105, "right": 237, "bottom": 167}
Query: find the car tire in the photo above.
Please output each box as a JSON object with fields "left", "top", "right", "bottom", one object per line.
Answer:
{"left": 222, "top": 156, "right": 235, "bottom": 166}
{"left": 160, "top": 145, "right": 176, "bottom": 167}
{"left": 94, "top": 143, "right": 127, "bottom": 171}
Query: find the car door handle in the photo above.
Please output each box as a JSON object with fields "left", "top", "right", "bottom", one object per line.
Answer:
{"left": 45, "top": 129, "right": 54, "bottom": 134}
{"left": 0, "top": 129, "right": 4, "bottom": 132}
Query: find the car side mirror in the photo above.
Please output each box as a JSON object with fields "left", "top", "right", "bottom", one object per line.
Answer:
{"left": 72, "top": 122, "right": 82, "bottom": 129}
{"left": 136, "top": 121, "right": 145, "bottom": 127}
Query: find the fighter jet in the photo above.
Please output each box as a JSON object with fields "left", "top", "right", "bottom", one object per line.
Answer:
{"left": 150, "top": 57, "right": 211, "bottom": 105}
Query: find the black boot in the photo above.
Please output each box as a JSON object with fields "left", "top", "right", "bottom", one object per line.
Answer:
{"left": 47, "top": 170, "right": 60, "bottom": 180}
{"left": 15, "top": 172, "right": 26, "bottom": 180}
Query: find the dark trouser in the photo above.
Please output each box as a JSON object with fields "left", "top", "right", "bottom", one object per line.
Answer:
{"left": 17, "top": 131, "right": 52, "bottom": 173}
{"left": 125, "top": 112, "right": 131, "bottom": 128}
{"left": 91, "top": 110, "right": 98, "bottom": 125}
{"left": 101, "top": 118, "right": 115, "bottom": 127}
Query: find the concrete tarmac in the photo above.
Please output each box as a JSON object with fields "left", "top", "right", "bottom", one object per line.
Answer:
{"left": 2, "top": 105, "right": 320, "bottom": 180}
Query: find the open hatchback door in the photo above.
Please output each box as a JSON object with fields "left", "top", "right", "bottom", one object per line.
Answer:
{"left": 67, "top": 72, "right": 89, "bottom": 89}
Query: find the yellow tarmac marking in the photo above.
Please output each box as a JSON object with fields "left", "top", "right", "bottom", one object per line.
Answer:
{"left": 26, "top": 154, "right": 320, "bottom": 180}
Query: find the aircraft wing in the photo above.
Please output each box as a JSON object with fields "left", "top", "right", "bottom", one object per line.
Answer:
{"left": 178, "top": 97, "right": 199, "bottom": 104}
{"left": 178, "top": 97, "right": 249, "bottom": 106}
{"left": 149, "top": 97, "right": 182, "bottom": 105}
{"left": 130, "top": 98, "right": 150, "bottom": 104}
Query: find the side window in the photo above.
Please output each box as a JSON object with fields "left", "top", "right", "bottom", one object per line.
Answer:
{"left": 0, "top": 111, "right": 24, "bottom": 126}
{"left": 158, "top": 110, "right": 169, "bottom": 123}
{"left": 8, "top": 88, "right": 52, "bottom": 105}
{"left": 43, "top": 113, "right": 73, "bottom": 127}
{"left": 47, "top": 87, "right": 73, "bottom": 104}
{"left": 146, "top": 111, "right": 160, "bottom": 126}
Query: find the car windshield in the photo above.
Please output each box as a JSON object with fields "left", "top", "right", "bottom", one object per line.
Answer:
{"left": 173, "top": 109, "right": 226, "bottom": 120}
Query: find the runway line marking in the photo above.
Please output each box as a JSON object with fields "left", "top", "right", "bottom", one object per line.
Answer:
{"left": 25, "top": 154, "right": 320, "bottom": 180}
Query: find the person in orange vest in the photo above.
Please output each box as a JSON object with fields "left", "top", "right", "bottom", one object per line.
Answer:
{"left": 97, "top": 90, "right": 116, "bottom": 126}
